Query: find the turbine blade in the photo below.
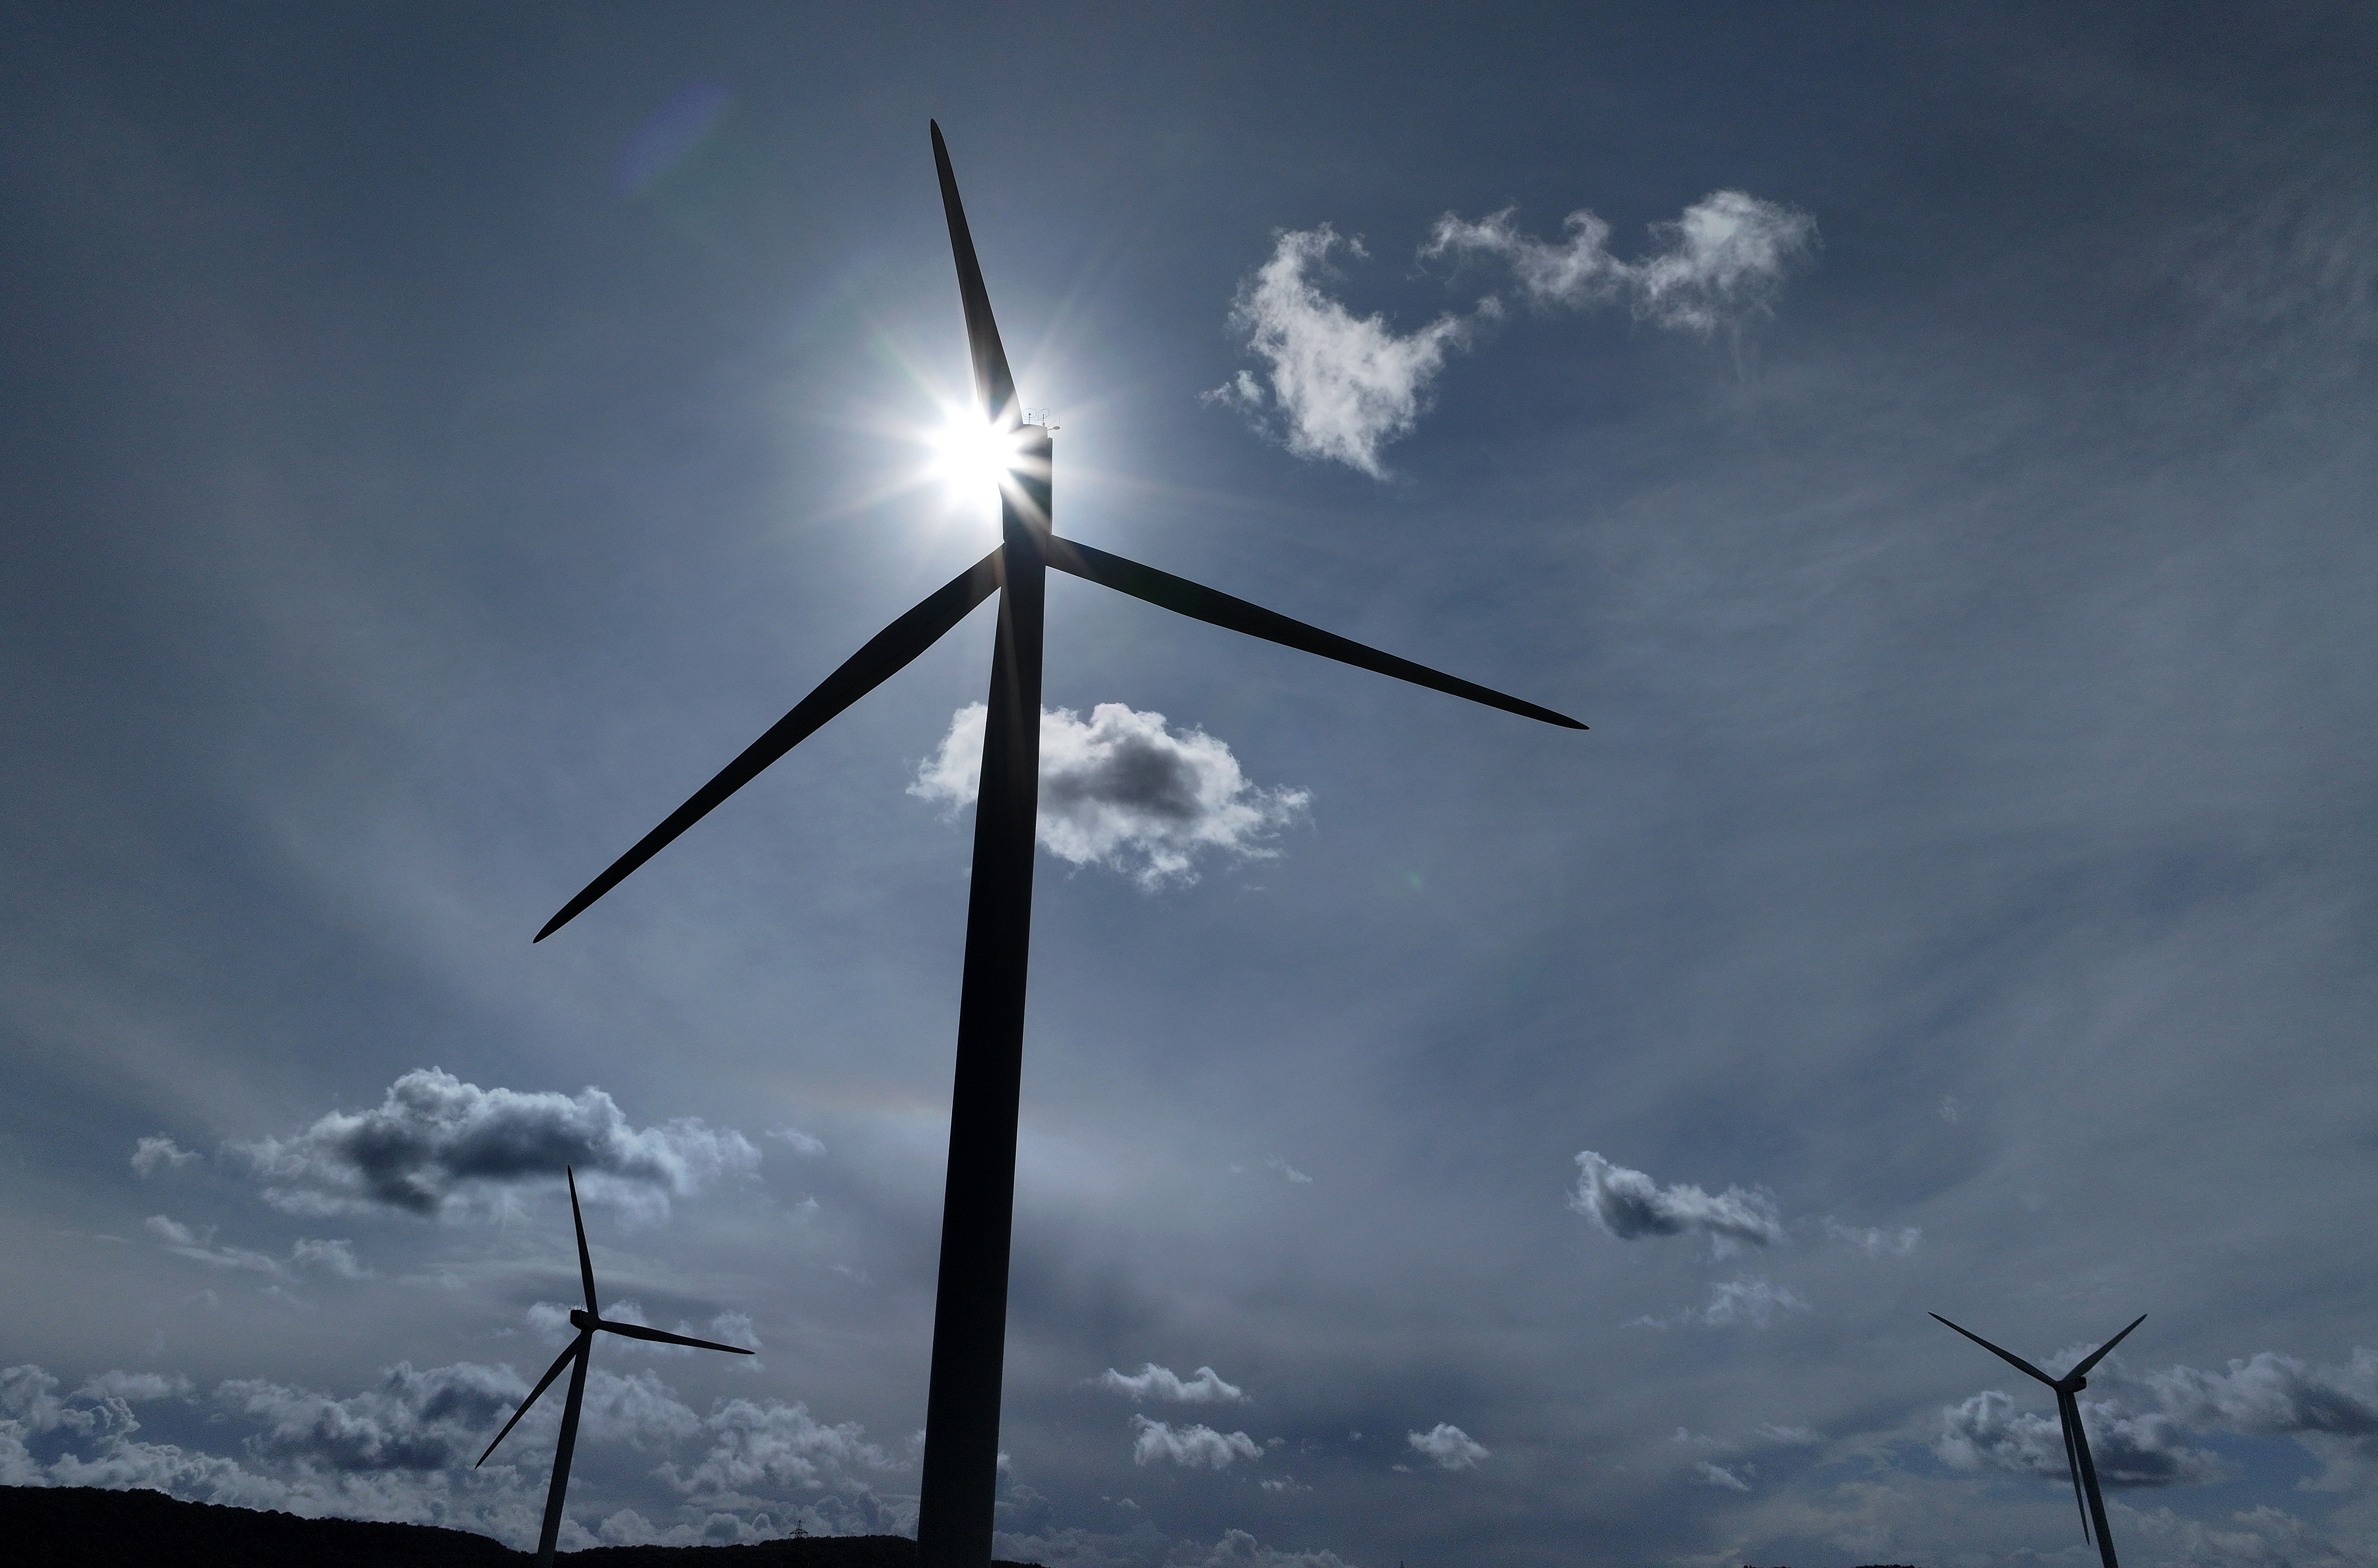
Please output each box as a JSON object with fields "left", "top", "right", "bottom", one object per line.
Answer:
{"left": 595, "top": 1319, "right": 757, "bottom": 1355}
{"left": 2058, "top": 1388, "right": 2093, "bottom": 1545}
{"left": 535, "top": 546, "right": 1004, "bottom": 941}
{"left": 476, "top": 1333, "right": 587, "bottom": 1468}
{"left": 568, "top": 1167, "right": 598, "bottom": 1318}
{"left": 2070, "top": 1313, "right": 2147, "bottom": 1380}
{"left": 1930, "top": 1313, "right": 2057, "bottom": 1387}
{"left": 930, "top": 122, "right": 1018, "bottom": 425}
{"left": 1044, "top": 537, "right": 1587, "bottom": 730}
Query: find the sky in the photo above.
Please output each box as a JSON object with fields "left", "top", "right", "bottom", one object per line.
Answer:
{"left": 3, "top": 4, "right": 2374, "bottom": 1565}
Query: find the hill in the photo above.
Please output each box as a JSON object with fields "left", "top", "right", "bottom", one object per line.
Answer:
{"left": 0, "top": 1486, "right": 1035, "bottom": 1566}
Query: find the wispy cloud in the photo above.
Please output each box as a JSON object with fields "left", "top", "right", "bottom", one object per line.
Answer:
{"left": 1631, "top": 1275, "right": 1809, "bottom": 1330}
{"left": 1424, "top": 190, "right": 1816, "bottom": 333}
{"left": 1568, "top": 1151, "right": 1784, "bottom": 1250}
{"left": 1407, "top": 1423, "right": 1489, "bottom": 1471}
{"left": 1130, "top": 1415, "right": 1262, "bottom": 1468}
{"left": 131, "top": 1136, "right": 199, "bottom": 1176}
{"left": 1212, "top": 190, "right": 1814, "bottom": 476}
{"left": 236, "top": 1069, "right": 758, "bottom": 1222}
{"left": 1820, "top": 1218, "right": 1922, "bottom": 1258}
{"left": 1097, "top": 1364, "right": 1247, "bottom": 1404}
{"left": 912, "top": 703, "right": 1308, "bottom": 889}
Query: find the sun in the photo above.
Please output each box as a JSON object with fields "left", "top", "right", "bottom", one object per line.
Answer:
{"left": 924, "top": 410, "right": 1030, "bottom": 506}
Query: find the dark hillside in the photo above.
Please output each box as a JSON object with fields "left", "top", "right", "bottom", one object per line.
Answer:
{"left": 0, "top": 1487, "right": 1035, "bottom": 1567}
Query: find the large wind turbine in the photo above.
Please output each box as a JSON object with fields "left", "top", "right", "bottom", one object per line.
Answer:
{"left": 477, "top": 1169, "right": 755, "bottom": 1565}
{"left": 1932, "top": 1311, "right": 2147, "bottom": 1568}
{"left": 532, "top": 122, "right": 1584, "bottom": 1568}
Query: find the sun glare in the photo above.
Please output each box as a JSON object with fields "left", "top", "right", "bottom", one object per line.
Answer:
{"left": 925, "top": 412, "right": 1027, "bottom": 506}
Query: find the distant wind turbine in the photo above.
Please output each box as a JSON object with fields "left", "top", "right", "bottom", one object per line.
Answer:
{"left": 1932, "top": 1310, "right": 2147, "bottom": 1568}
{"left": 477, "top": 1169, "right": 754, "bottom": 1565}
{"left": 532, "top": 122, "right": 1584, "bottom": 1568}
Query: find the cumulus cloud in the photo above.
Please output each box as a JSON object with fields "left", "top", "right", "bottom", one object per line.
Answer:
{"left": 131, "top": 1136, "right": 199, "bottom": 1175}
{"left": 1423, "top": 190, "right": 1817, "bottom": 333}
{"left": 1821, "top": 1218, "right": 1922, "bottom": 1258}
{"left": 1407, "top": 1423, "right": 1489, "bottom": 1471}
{"left": 1937, "top": 1389, "right": 2227, "bottom": 1489}
{"left": 236, "top": 1069, "right": 758, "bottom": 1220}
{"left": 912, "top": 703, "right": 1308, "bottom": 889}
{"left": 1130, "top": 1415, "right": 1262, "bottom": 1469}
{"left": 2, "top": 1358, "right": 903, "bottom": 1549}
{"left": 2147, "top": 1348, "right": 2378, "bottom": 1491}
{"left": 1203, "top": 225, "right": 1482, "bottom": 477}
{"left": 1097, "top": 1364, "right": 1247, "bottom": 1404}
{"left": 1568, "top": 1151, "right": 1785, "bottom": 1250}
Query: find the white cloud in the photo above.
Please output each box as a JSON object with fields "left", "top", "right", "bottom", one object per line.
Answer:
{"left": 289, "top": 1239, "right": 370, "bottom": 1278}
{"left": 1756, "top": 1423, "right": 1823, "bottom": 1446}
{"left": 1820, "top": 1218, "right": 1922, "bottom": 1258}
{"left": 1569, "top": 1151, "right": 1785, "bottom": 1249}
{"left": 912, "top": 703, "right": 1308, "bottom": 889}
{"left": 1408, "top": 1423, "right": 1489, "bottom": 1471}
{"left": 1204, "top": 225, "right": 1483, "bottom": 477}
{"left": 765, "top": 1127, "right": 825, "bottom": 1156}
{"left": 1130, "top": 1415, "right": 1262, "bottom": 1468}
{"left": 143, "top": 1215, "right": 292, "bottom": 1278}
{"left": 1097, "top": 1364, "right": 1247, "bottom": 1404}
{"left": 236, "top": 1068, "right": 758, "bottom": 1221}
{"left": 1423, "top": 190, "right": 1817, "bottom": 333}
{"left": 1695, "top": 1459, "right": 1753, "bottom": 1491}
{"left": 131, "top": 1136, "right": 199, "bottom": 1176}
{"left": 1189, "top": 1527, "right": 1357, "bottom": 1568}
{"left": 1264, "top": 1157, "right": 1313, "bottom": 1184}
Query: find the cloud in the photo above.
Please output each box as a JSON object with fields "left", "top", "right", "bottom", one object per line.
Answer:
{"left": 1633, "top": 1276, "right": 1810, "bottom": 1331}
{"left": 1423, "top": 190, "right": 1817, "bottom": 333}
{"left": 76, "top": 1372, "right": 191, "bottom": 1403}
{"left": 1210, "top": 191, "right": 1815, "bottom": 476}
{"left": 143, "top": 1215, "right": 297, "bottom": 1279}
{"left": 1936, "top": 1389, "right": 2227, "bottom": 1489}
{"left": 224, "top": 1361, "right": 528, "bottom": 1473}
{"left": 1203, "top": 225, "right": 1483, "bottom": 477}
{"left": 1264, "top": 1158, "right": 1313, "bottom": 1185}
{"left": 659, "top": 1396, "right": 896, "bottom": 1497}
{"left": 912, "top": 703, "right": 1309, "bottom": 889}
{"left": 2147, "top": 1348, "right": 2378, "bottom": 1491}
{"left": 1130, "top": 1415, "right": 1262, "bottom": 1469}
{"left": 1189, "top": 1527, "right": 1357, "bottom": 1568}
{"left": 235, "top": 1069, "right": 759, "bottom": 1220}
{"left": 1820, "top": 1218, "right": 1922, "bottom": 1258}
{"left": 1568, "top": 1151, "right": 1785, "bottom": 1249}
{"left": 1097, "top": 1364, "right": 1247, "bottom": 1404}
{"left": 131, "top": 1136, "right": 199, "bottom": 1175}
{"left": 1407, "top": 1423, "right": 1489, "bottom": 1470}
{"left": 765, "top": 1127, "right": 825, "bottom": 1156}
{"left": 1695, "top": 1459, "right": 1753, "bottom": 1491}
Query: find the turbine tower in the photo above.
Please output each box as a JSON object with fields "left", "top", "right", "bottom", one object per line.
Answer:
{"left": 478, "top": 1169, "right": 755, "bottom": 1565}
{"left": 533, "top": 122, "right": 1585, "bottom": 1568}
{"left": 1932, "top": 1311, "right": 2147, "bottom": 1568}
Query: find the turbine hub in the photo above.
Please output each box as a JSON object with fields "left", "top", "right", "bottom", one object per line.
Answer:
{"left": 569, "top": 1308, "right": 594, "bottom": 1331}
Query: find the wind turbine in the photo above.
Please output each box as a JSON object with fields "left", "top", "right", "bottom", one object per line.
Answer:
{"left": 1932, "top": 1311, "right": 2147, "bottom": 1568}
{"left": 532, "top": 122, "right": 1585, "bottom": 1568}
{"left": 477, "top": 1169, "right": 755, "bottom": 1565}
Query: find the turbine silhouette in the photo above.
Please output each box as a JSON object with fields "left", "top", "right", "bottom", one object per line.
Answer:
{"left": 477, "top": 1169, "right": 754, "bottom": 1565}
{"left": 533, "top": 122, "right": 1584, "bottom": 1568}
{"left": 1932, "top": 1311, "right": 2147, "bottom": 1568}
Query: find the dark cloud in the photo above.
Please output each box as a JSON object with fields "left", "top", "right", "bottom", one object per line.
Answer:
{"left": 237, "top": 1070, "right": 758, "bottom": 1220}
{"left": 1569, "top": 1152, "right": 1785, "bottom": 1248}
{"left": 1936, "top": 1390, "right": 2226, "bottom": 1489}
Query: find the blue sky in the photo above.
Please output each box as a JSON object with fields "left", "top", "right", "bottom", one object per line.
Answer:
{"left": 4, "top": 4, "right": 2374, "bottom": 1564}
